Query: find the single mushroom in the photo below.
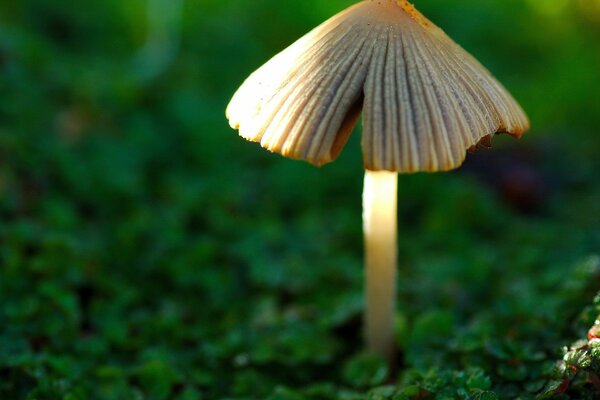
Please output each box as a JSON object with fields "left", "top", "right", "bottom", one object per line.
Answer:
{"left": 226, "top": 0, "right": 529, "bottom": 366}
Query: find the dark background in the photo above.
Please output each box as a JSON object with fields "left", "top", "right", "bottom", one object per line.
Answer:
{"left": 0, "top": 0, "right": 599, "bottom": 398}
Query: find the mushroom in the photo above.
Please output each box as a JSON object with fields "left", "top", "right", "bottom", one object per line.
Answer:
{"left": 226, "top": 0, "right": 529, "bottom": 366}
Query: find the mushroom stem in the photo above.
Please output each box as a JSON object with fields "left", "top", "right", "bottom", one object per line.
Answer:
{"left": 363, "top": 170, "right": 398, "bottom": 365}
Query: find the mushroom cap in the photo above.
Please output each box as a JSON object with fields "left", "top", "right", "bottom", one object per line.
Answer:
{"left": 226, "top": 0, "right": 530, "bottom": 172}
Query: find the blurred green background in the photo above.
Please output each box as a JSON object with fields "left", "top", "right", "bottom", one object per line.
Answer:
{"left": 1, "top": 0, "right": 600, "bottom": 399}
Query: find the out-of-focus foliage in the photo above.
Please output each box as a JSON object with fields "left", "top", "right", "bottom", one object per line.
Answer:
{"left": 0, "top": 0, "right": 599, "bottom": 399}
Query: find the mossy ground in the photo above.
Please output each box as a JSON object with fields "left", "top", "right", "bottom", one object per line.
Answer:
{"left": 1, "top": 0, "right": 599, "bottom": 399}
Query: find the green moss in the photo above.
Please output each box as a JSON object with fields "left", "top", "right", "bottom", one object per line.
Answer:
{"left": 0, "top": 0, "right": 599, "bottom": 399}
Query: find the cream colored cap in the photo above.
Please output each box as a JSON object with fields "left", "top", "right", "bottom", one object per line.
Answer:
{"left": 226, "top": 0, "right": 530, "bottom": 172}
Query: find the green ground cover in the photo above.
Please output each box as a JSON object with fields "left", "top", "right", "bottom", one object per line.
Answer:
{"left": 1, "top": 0, "right": 599, "bottom": 398}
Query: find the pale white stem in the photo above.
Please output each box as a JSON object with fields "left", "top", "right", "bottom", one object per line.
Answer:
{"left": 363, "top": 170, "right": 398, "bottom": 364}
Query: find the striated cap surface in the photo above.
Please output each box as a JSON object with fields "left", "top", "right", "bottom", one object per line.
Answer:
{"left": 226, "top": 0, "right": 530, "bottom": 172}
